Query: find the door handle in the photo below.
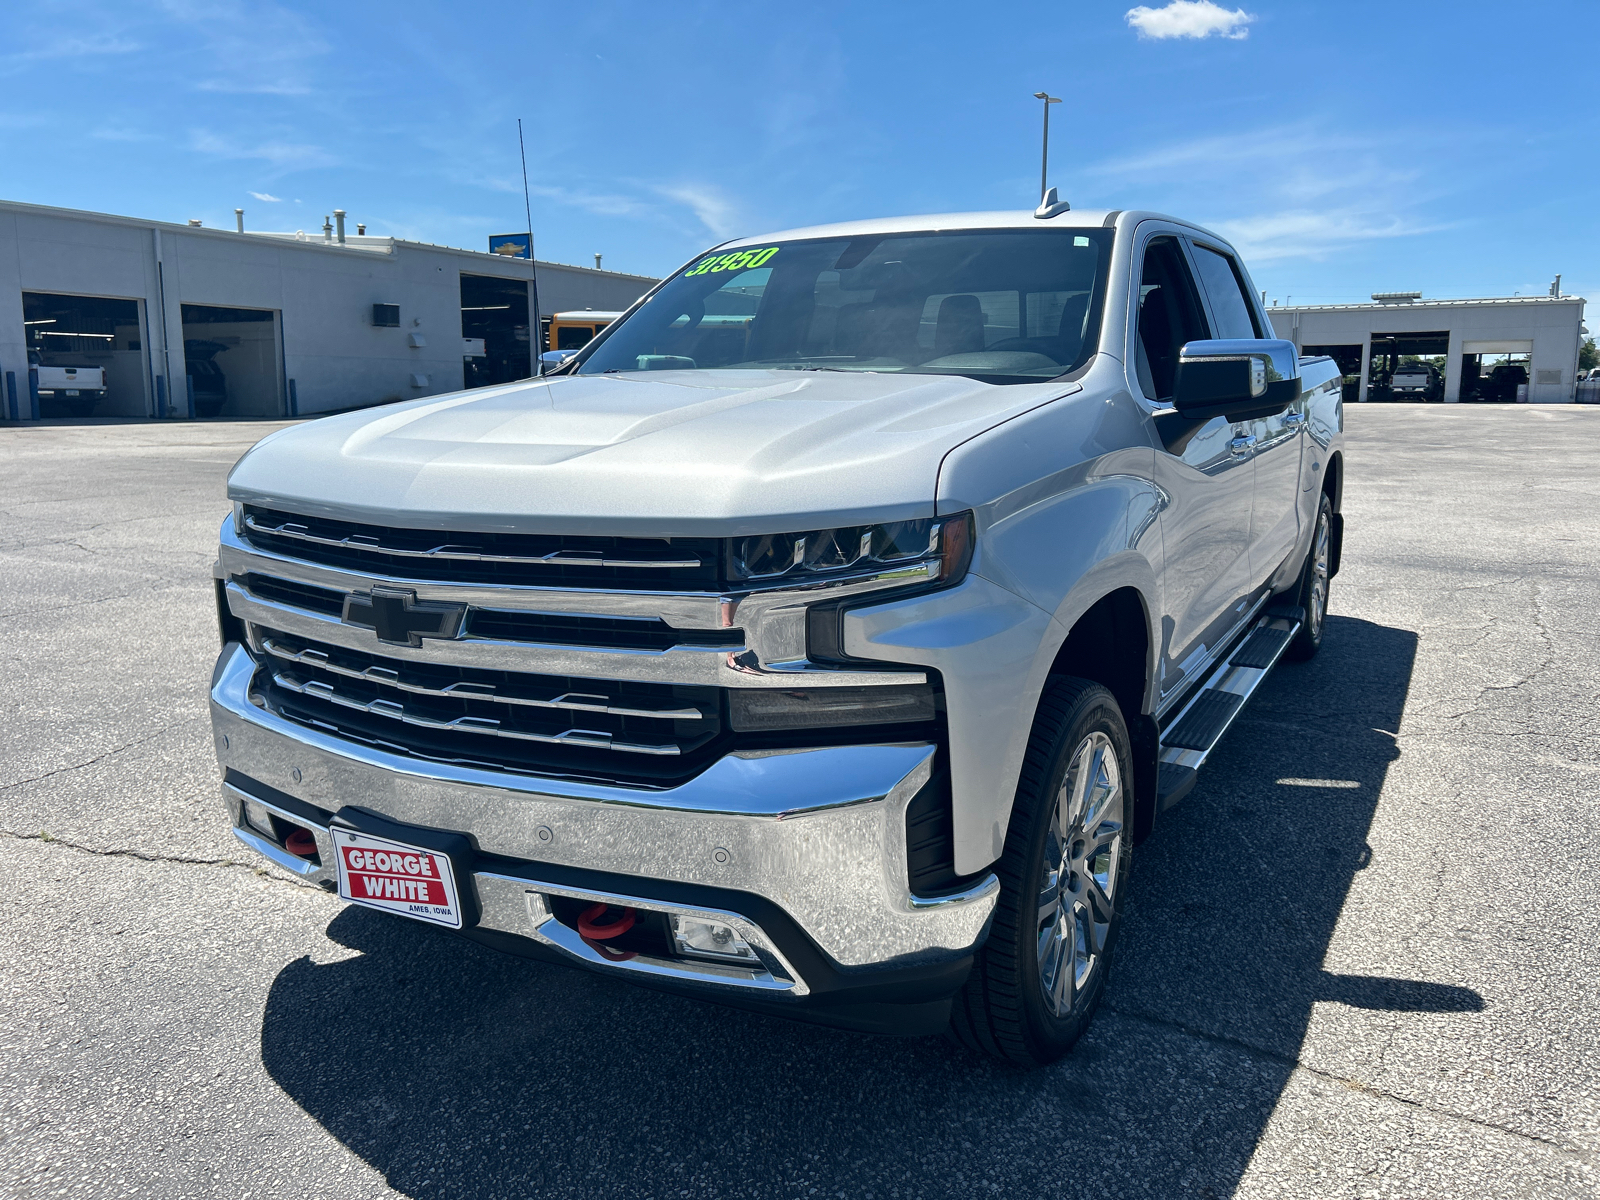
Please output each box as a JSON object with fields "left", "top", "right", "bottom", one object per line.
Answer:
{"left": 1229, "top": 434, "right": 1257, "bottom": 455}
{"left": 1283, "top": 411, "right": 1306, "bottom": 426}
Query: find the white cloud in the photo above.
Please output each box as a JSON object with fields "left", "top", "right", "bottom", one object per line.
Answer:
{"left": 158, "top": 0, "right": 328, "bottom": 96}
{"left": 1082, "top": 121, "right": 1456, "bottom": 264}
{"left": 249, "top": 191, "right": 283, "bottom": 202}
{"left": 190, "top": 130, "right": 335, "bottom": 171}
{"left": 529, "top": 183, "right": 650, "bottom": 220}
{"left": 8, "top": 34, "right": 142, "bottom": 61}
{"left": 1126, "top": 1, "right": 1253, "bottom": 40}
{"left": 1210, "top": 209, "right": 1446, "bottom": 264}
{"left": 653, "top": 183, "right": 740, "bottom": 238}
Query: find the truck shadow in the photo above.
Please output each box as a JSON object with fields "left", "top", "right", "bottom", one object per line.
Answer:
{"left": 261, "top": 614, "right": 1478, "bottom": 1199}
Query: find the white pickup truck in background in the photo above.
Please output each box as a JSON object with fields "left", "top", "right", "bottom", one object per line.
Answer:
{"left": 29, "top": 350, "right": 107, "bottom": 417}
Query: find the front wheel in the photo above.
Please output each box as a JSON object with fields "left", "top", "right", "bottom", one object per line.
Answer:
{"left": 950, "top": 678, "right": 1132, "bottom": 1065}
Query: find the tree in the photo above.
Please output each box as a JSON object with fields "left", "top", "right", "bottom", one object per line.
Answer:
{"left": 1580, "top": 338, "right": 1598, "bottom": 371}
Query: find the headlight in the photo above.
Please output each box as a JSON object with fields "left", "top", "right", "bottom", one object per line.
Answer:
{"left": 729, "top": 512, "right": 973, "bottom": 585}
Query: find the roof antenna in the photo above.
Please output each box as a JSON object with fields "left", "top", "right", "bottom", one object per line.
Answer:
{"left": 518, "top": 118, "right": 545, "bottom": 376}
{"left": 1032, "top": 92, "right": 1071, "bottom": 218}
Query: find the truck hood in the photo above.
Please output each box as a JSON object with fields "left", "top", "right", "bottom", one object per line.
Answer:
{"left": 228, "top": 369, "right": 1080, "bottom": 537}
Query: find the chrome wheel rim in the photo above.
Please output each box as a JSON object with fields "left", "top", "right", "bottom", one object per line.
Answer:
{"left": 1309, "top": 509, "right": 1330, "bottom": 641}
{"left": 1036, "top": 731, "right": 1125, "bottom": 1018}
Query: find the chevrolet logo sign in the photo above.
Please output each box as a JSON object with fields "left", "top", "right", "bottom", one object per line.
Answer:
{"left": 341, "top": 586, "right": 468, "bottom": 647}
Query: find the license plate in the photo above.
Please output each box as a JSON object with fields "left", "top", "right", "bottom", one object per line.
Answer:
{"left": 334, "top": 826, "right": 464, "bottom": 928}
{"left": 64, "top": 389, "right": 79, "bottom": 396}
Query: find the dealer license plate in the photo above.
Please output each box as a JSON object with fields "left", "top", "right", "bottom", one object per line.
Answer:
{"left": 64, "top": 389, "right": 79, "bottom": 396}
{"left": 334, "top": 826, "right": 464, "bottom": 928}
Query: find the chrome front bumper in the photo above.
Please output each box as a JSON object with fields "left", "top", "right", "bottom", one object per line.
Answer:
{"left": 210, "top": 643, "right": 998, "bottom": 996}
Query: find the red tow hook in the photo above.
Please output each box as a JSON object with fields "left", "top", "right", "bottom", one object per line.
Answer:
{"left": 284, "top": 828, "right": 319, "bottom": 860}
{"left": 577, "top": 903, "right": 638, "bottom": 962}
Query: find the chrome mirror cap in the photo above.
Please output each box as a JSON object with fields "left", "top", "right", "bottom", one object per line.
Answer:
{"left": 1178, "top": 338, "right": 1300, "bottom": 387}
{"left": 1173, "top": 339, "right": 1301, "bottom": 421}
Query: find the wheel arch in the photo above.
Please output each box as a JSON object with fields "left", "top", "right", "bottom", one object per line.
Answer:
{"left": 1322, "top": 451, "right": 1344, "bottom": 577}
{"left": 1044, "top": 585, "right": 1159, "bottom": 844}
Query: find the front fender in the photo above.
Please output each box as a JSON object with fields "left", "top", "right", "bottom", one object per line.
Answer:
{"left": 843, "top": 575, "right": 1057, "bottom": 874}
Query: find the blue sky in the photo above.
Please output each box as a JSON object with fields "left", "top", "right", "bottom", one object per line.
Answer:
{"left": 1, "top": 1, "right": 1595, "bottom": 305}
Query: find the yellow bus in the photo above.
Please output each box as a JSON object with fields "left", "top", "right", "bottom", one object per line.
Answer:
{"left": 545, "top": 310, "right": 623, "bottom": 353}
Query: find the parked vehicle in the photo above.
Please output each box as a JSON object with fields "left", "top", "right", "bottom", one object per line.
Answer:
{"left": 186, "top": 340, "right": 229, "bottom": 418}
{"left": 1389, "top": 363, "right": 1442, "bottom": 402}
{"left": 1466, "top": 362, "right": 1528, "bottom": 403}
{"left": 546, "top": 310, "right": 623, "bottom": 353}
{"left": 29, "top": 349, "right": 106, "bottom": 417}
{"left": 210, "top": 206, "right": 1344, "bottom": 1065}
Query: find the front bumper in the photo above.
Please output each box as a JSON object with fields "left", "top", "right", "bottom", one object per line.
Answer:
{"left": 211, "top": 642, "right": 997, "bottom": 1017}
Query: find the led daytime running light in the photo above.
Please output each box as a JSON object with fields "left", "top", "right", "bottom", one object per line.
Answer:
{"left": 732, "top": 516, "right": 962, "bottom": 582}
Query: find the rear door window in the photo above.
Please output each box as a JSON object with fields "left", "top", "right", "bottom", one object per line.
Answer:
{"left": 1190, "top": 243, "right": 1262, "bottom": 340}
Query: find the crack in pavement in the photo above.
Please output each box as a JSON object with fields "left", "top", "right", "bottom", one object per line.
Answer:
{"left": 0, "top": 587, "right": 158, "bottom": 623}
{"left": 1103, "top": 1005, "right": 1593, "bottom": 1163}
{"left": 0, "top": 733, "right": 163, "bottom": 793}
{"left": 0, "top": 827, "right": 322, "bottom": 892}
{"left": 1439, "top": 579, "right": 1561, "bottom": 722}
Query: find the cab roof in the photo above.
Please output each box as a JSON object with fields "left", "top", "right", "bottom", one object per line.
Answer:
{"left": 714, "top": 208, "right": 1194, "bottom": 249}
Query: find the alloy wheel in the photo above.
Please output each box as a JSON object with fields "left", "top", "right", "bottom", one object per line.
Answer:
{"left": 1036, "top": 731, "right": 1125, "bottom": 1018}
{"left": 1309, "top": 509, "right": 1330, "bottom": 641}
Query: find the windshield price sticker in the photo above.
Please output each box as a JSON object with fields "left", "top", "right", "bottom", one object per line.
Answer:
{"left": 335, "top": 828, "right": 463, "bottom": 929}
{"left": 685, "top": 246, "right": 780, "bottom": 277}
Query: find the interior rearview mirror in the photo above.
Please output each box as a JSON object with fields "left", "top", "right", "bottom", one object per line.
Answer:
{"left": 1173, "top": 339, "right": 1300, "bottom": 421}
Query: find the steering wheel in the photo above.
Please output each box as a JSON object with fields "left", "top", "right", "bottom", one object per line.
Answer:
{"left": 984, "top": 337, "right": 1061, "bottom": 361}
{"left": 673, "top": 298, "right": 706, "bottom": 332}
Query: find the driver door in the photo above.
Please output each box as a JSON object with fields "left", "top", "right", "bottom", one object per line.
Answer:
{"left": 1139, "top": 233, "right": 1257, "bottom": 704}
{"left": 1189, "top": 238, "right": 1304, "bottom": 591}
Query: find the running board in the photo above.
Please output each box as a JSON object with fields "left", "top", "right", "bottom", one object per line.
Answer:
{"left": 1156, "top": 604, "right": 1304, "bottom": 812}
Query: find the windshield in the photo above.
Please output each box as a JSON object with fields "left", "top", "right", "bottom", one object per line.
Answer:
{"left": 575, "top": 229, "right": 1113, "bottom": 384}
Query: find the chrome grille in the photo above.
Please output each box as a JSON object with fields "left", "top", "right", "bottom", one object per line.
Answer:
{"left": 241, "top": 506, "right": 723, "bottom": 591}
{"left": 234, "top": 572, "right": 738, "bottom": 651}
{"left": 248, "top": 627, "right": 724, "bottom": 783}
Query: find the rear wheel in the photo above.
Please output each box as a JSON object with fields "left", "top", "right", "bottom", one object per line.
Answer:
{"left": 1286, "top": 493, "right": 1333, "bottom": 661}
{"left": 950, "top": 678, "right": 1131, "bottom": 1065}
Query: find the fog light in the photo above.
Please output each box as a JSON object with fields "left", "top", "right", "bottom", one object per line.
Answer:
{"left": 728, "top": 683, "right": 935, "bottom": 731}
{"left": 671, "top": 915, "right": 759, "bottom": 964}
{"left": 242, "top": 797, "right": 276, "bottom": 838}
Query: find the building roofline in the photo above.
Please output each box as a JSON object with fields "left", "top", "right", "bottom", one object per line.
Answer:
{"left": 1271, "top": 295, "right": 1585, "bottom": 313}
{"left": 0, "top": 196, "right": 656, "bottom": 281}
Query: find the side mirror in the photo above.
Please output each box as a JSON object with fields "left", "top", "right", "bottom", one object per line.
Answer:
{"left": 1173, "top": 339, "right": 1300, "bottom": 421}
{"left": 540, "top": 350, "right": 578, "bottom": 366}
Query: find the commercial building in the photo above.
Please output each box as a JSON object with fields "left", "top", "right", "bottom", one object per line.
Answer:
{"left": 0, "top": 199, "right": 657, "bottom": 421}
{"left": 1266, "top": 292, "right": 1586, "bottom": 403}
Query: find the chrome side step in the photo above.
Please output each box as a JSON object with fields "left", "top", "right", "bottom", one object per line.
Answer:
{"left": 1155, "top": 605, "right": 1304, "bottom": 812}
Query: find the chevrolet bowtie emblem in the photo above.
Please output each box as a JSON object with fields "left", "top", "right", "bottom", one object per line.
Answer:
{"left": 341, "top": 586, "right": 468, "bottom": 647}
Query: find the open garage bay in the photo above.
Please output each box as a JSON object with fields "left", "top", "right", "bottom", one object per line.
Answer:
{"left": 1, "top": 408, "right": 1598, "bottom": 1198}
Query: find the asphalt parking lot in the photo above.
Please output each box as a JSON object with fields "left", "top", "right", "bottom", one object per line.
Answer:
{"left": 2, "top": 406, "right": 1599, "bottom": 1199}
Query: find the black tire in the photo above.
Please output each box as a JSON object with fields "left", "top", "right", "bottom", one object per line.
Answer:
{"left": 1286, "top": 492, "right": 1334, "bottom": 661}
{"left": 949, "top": 677, "right": 1133, "bottom": 1066}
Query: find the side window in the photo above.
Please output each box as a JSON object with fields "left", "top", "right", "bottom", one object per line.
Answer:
{"left": 1136, "top": 236, "right": 1209, "bottom": 402}
{"left": 1190, "top": 244, "right": 1262, "bottom": 340}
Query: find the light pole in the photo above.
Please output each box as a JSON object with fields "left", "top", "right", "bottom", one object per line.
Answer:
{"left": 1032, "top": 91, "right": 1061, "bottom": 204}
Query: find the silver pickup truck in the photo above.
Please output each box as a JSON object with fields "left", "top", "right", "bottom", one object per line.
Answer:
{"left": 210, "top": 205, "right": 1343, "bottom": 1065}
